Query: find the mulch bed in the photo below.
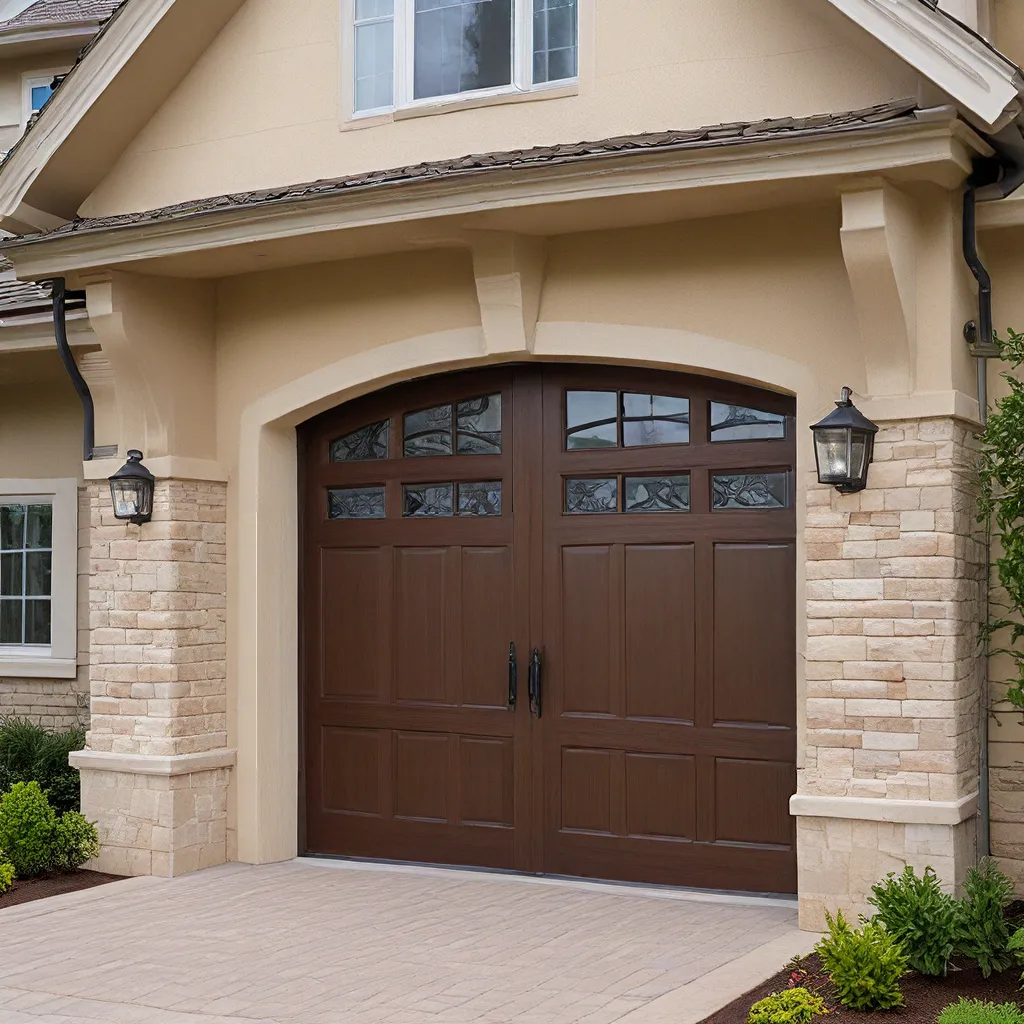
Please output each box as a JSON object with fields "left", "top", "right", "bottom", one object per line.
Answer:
{"left": 0, "top": 870, "right": 121, "bottom": 911}
{"left": 701, "top": 953, "right": 1024, "bottom": 1023}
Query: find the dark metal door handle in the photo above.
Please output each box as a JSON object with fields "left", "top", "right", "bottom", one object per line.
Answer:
{"left": 508, "top": 642, "right": 517, "bottom": 708}
{"left": 529, "top": 649, "right": 542, "bottom": 718}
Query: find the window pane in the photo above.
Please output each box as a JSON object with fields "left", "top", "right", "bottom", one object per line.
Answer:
{"left": 712, "top": 473, "right": 789, "bottom": 510}
{"left": 30, "top": 84, "right": 52, "bottom": 113}
{"left": 533, "top": 0, "right": 577, "bottom": 84}
{"left": 0, "top": 553, "right": 21, "bottom": 596}
{"left": 327, "top": 487, "right": 386, "bottom": 520}
{"left": 566, "top": 391, "right": 617, "bottom": 449}
{"left": 622, "top": 394, "right": 689, "bottom": 447}
{"left": 330, "top": 420, "right": 389, "bottom": 462}
{"left": 625, "top": 476, "right": 690, "bottom": 513}
{"left": 456, "top": 394, "right": 501, "bottom": 454}
{"left": 404, "top": 404, "right": 453, "bottom": 456}
{"left": 24, "top": 600, "right": 50, "bottom": 645}
{"left": 710, "top": 403, "right": 787, "bottom": 442}
{"left": 356, "top": 0, "right": 393, "bottom": 18}
{"left": 414, "top": 0, "right": 513, "bottom": 100}
{"left": 0, "top": 600, "right": 21, "bottom": 644}
{"left": 565, "top": 478, "right": 617, "bottom": 514}
{"left": 0, "top": 506, "right": 24, "bottom": 550}
{"left": 458, "top": 481, "right": 502, "bottom": 516}
{"left": 403, "top": 483, "right": 454, "bottom": 517}
{"left": 355, "top": 20, "right": 394, "bottom": 111}
{"left": 24, "top": 551, "right": 50, "bottom": 597}
{"left": 26, "top": 505, "right": 52, "bottom": 548}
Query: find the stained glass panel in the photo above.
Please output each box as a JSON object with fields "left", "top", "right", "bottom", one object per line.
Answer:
{"left": 712, "top": 473, "right": 789, "bottom": 510}
{"left": 327, "top": 487, "right": 386, "bottom": 520}
{"left": 624, "top": 476, "right": 690, "bottom": 513}
{"left": 710, "top": 403, "right": 786, "bottom": 442}
{"left": 404, "top": 405, "right": 453, "bottom": 457}
{"left": 566, "top": 391, "right": 617, "bottom": 449}
{"left": 330, "top": 420, "right": 389, "bottom": 462}
{"left": 458, "top": 481, "right": 502, "bottom": 516}
{"left": 403, "top": 483, "right": 454, "bottom": 517}
{"left": 456, "top": 394, "right": 502, "bottom": 454}
{"left": 622, "top": 394, "right": 690, "bottom": 447}
{"left": 565, "top": 478, "right": 617, "bottom": 514}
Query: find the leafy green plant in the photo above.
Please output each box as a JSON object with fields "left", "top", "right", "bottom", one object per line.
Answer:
{"left": 0, "top": 781, "right": 55, "bottom": 877}
{"left": 0, "top": 855, "right": 13, "bottom": 894}
{"left": 937, "top": 998, "right": 1024, "bottom": 1024}
{"left": 0, "top": 718, "right": 85, "bottom": 814}
{"left": 816, "top": 909, "right": 907, "bottom": 1011}
{"left": 957, "top": 859, "right": 1015, "bottom": 977}
{"left": 747, "top": 988, "right": 828, "bottom": 1024}
{"left": 1006, "top": 927, "right": 1024, "bottom": 986}
{"left": 867, "top": 865, "right": 959, "bottom": 976}
{"left": 50, "top": 811, "right": 98, "bottom": 873}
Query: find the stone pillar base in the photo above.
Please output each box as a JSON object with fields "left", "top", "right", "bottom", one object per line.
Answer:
{"left": 72, "top": 749, "right": 234, "bottom": 877}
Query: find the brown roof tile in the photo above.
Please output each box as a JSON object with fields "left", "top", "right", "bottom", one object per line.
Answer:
{"left": 0, "top": 0, "right": 119, "bottom": 30}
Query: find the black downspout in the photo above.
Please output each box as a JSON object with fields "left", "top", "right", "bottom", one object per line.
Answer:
{"left": 48, "top": 278, "right": 94, "bottom": 462}
{"left": 963, "top": 184, "right": 994, "bottom": 365}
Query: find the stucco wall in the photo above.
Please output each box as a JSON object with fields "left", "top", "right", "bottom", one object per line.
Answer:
{"left": 79, "top": 0, "right": 920, "bottom": 218}
{"left": 0, "top": 46, "right": 81, "bottom": 153}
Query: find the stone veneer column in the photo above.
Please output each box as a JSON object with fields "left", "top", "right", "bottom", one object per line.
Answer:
{"left": 793, "top": 416, "right": 985, "bottom": 931}
{"left": 70, "top": 478, "right": 233, "bottom": 877}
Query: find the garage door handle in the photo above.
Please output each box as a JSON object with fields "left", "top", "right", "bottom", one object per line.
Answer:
{"left": 529, "top": 649, "right": 542, "bottom": 718}
{"left": 508, "top": 642, "right": 518, "bottom": 709}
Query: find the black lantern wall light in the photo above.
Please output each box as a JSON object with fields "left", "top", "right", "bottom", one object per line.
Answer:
{"left": 810, "top": 387, "right": 879, "bottom": 494}
{"left": 108, "top": 450, "right": 155, "bottom": 525}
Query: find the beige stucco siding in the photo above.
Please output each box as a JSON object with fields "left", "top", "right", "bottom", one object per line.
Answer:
{"left": 0, "top": 46, "right": 80, "bottom": 153}
{"left": 79, "top": 0, "right": 920, "bottom": 219}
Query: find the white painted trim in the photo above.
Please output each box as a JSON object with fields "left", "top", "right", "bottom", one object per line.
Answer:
{"left": 857, "top": 388, "right": 982, "bottom": 425}
{"left": 0, "top": 656, "right": 76, "bottom": 678}
{"left": 81, "top": 456, "right": 229, "bottom": 484}
{"left": 790, "top": 791, "right": 979, "bottom": 825}
{"left": 70, "top": 748, "right": 237, "bottom": 776}
{"left": 824, "top": 0, "right": 1023, "bottom": 130}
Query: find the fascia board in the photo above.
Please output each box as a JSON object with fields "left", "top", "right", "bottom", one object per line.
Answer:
{"left": 826, "top": 0, "right": 1022, "bottom": 129}
{"left": 0, "top": 23, "right": 100, "bottom": 51}
{"left": 0, "top": 121, "right": 988, "bottom": 279}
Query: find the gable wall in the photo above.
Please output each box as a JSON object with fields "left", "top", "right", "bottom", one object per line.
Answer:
{"left": 79, "top": 0, "right": 921, "bottom": 218}
{"left": 0, "top": 45, "right": 80, "bottom": 153}
{"left": 992, "top": 0, "right": 1024, "bottom": 69}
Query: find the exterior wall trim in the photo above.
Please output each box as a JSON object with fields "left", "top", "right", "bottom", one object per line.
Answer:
{"left": 81, "top": 456, "right": 229, "bottom": 483}
{"left": 71, "top": 748, "right": 237, "bottom": 777}
{"left": 791, "top": 792, "right": 979, "bottom": 826}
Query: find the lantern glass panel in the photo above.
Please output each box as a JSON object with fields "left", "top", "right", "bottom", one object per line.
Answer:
{"left": 815, "top": 427, "right": 852, "bottom": 484}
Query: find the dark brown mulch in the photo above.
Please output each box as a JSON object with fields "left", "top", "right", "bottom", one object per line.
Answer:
{"left": 701, "top": 953, "right": 1024, "bottom": 1024}
{"left": 0, "top": 870, "right": 121, "bottom": 910}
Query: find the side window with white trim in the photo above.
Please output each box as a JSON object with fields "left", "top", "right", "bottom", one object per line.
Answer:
{"left": 21, "top": 69, "right": 67, "bottom": 128}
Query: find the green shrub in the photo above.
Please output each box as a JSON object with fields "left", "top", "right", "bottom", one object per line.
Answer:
{"left": 747, "top": 988, "right": 827, "bottom": 1024}
{"left": 867, "top": 865, "right": 959, "bottom": 976}
{"left": 1006, "top": 927, "right": 1024, "bottom": 986}
{"left": 0, "top": 855, "right": 13, "bottom": 894}
{"left": 0, "top": 718, "right": 85, "bottom": 814}
{"left": 957, "top": 859, "right": 1015, "bottom": 977}
{"left": 0, "top": 781, "right": 56, "bottom": 877}
{"left": 937, "top": 998, "right": 1024, "bottom": 1024}
{"left": 816, "top": 909, "right": 907, "bottom": 1010}
{"left": 50, "top": 811, "right": 98, "bottom": 873}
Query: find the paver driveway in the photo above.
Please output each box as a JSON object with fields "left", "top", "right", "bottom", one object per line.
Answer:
{"left": 0, "top": 860, "right": 811, "bottom": 1024}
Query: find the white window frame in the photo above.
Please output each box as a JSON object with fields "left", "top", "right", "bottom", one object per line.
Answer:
{"left": 0, "top": 479, "right": 78, "bottom": 679}
{"left": 21, "top": 68, "right": 68, "bottom": 129}
{"left": 347, "top": 0, "right": 578, "bottom": 119}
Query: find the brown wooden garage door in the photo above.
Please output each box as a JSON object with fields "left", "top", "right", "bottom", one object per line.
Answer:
{"left": 300, "top": 364, "right": 797, "bottom": 894}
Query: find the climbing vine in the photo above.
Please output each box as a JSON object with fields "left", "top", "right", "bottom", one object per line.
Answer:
{"left": 978, "top": 329, "right": 1024, "bottom": 710}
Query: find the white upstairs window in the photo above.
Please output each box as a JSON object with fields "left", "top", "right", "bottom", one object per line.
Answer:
{"left": 353, "top": 0, "right": 578, "bottom": 115}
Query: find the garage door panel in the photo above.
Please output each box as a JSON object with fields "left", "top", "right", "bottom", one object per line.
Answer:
{"left": 561, "top": 748, "right": 614, "bottom": 835}
{"left": 459, "top": 736, "right": 514, "bottom": 828}
{"left": 713, "top": 543, "right": 796, "bottom": 728}
{"left": 625, "top": 753, "right": 696, "bottom": 841}
{"left": 461, "top": 547, "right": 513, "bottom": 709}
{"left": 715, "top": 758, "right": 796, "bottom": 848}
{"left": 394, "top": 548, "right": 449, "bottom": 705}
{"left": 561, "top": 546, "right": 613, "bottom": 716}
{"left": 322, "top": 727, "right": 384, "bottom": 817}
{"left": 393, "top": 731, "right": 450, "bottom": 823}
{"left": 625, "top": 545, "right": 694, "bottom": 722}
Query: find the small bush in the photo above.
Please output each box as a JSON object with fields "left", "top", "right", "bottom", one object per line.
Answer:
{"left": 0, "top": 856, "right": 13, "bottom": 894}
{"left": 0, "top": 718, "right": 85, "bottom": 814}
{"left": 50, "top": 812, "right": 98, "bottom": 873}
{"left": 937, "top": 998, "right": 1024, "bottom": 1024}
{"left": 816, "top": 909, "right": 907, "bottom": 1011}
{"left": 868, "top": 865, "right": 959, "bottom": 976}
{"left": 747, "top": 988, "right": 827, "bottom": 1024}
{"left": 958, "top": 859, "right": 1015, "bottom": 977}
{"left": 0, "top": 781, "right": 56, "bottom": 877}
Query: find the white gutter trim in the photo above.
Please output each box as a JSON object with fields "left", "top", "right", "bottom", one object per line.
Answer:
{"left": 826, "top": 0, "right": 1023, "bottom": 130}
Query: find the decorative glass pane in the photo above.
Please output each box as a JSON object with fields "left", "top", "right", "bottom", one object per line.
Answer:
{"left": 710, "top": 403, "right": 786, "bottom": 442}
{"left": 622, "top": 394, "right": 690, "bottom": 447}
{"left": 458, "top": 481, "right": 502, "bottom": 516}
{"left": 712, "top": 473, "right": 789, "bottom": 510}
{"left": 328, "top": 487, "right": 386, "bottom": 520}
{"left": 24, "top": 600, "right": 49, "bottom": 645}
{"left": 0, "top": 506, "right": 24, "bottom": 550}
{"left": 0, "top": 553, "right": 21, "bottom": 596}
{"left": 404, "top": 405, "right": 453, "bottom": 457}
{"left": 565, "top": 478, "right": 617, "bottom": 514}
{"left": 330, "top": 421, "right": 389, "bottom": 462}
{"left": 0, "top": 600, "right": 21, "bottom": 644}
{"left": 625, "top": 476, "right": 690, "bottom": 513}
{"left": 567, "top": 391, "right": 617, "bottom": 449}
{"left": 403, "top": 483, "right": 454, "bottom": 517}
{"left": 414, "top": 0, "right": 513, "bottom": 100}
{"left": 533, "top": 0, "right": 577, "bottom": 84}
{"left": 25, "top": 505, "right": 51, "bottom": 549}
{"left": 24, "top": 552, "right": 50, "bottom": 597}
{"left": 456, "top": 394, "right": 502, "bottom": 454}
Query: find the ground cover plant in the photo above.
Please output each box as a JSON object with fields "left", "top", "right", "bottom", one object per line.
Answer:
{"left": 746, "top": 988, "right": 827, "bottom": 1023}
{"left": 936, "top": 998, "right": 1024, "bottom": 1024}
{"left": 0, "top": 718, "right": 85, "bottom": 814}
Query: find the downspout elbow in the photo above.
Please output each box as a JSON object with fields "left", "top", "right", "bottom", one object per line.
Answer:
{"left": 48, "top": 277, "right": 94, "bottom": 462}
